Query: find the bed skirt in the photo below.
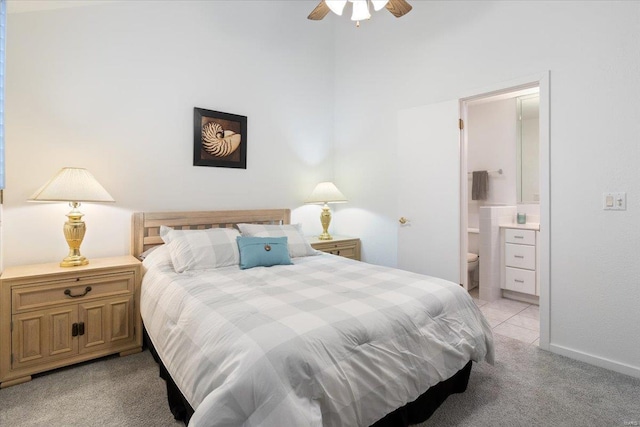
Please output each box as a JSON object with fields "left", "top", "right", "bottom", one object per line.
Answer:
{"left": 145, "top": 329, "right": 472, "bottom": 426}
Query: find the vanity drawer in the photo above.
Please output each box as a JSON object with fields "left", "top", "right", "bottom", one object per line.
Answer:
{"left": 505, "top": 229, "right": 536, "bottom": 245}
{"left": 505, "top": 243, "right": 536, "bottom": 270}
{"left": 505, "top": 267, "right": 536, "bottom": 294}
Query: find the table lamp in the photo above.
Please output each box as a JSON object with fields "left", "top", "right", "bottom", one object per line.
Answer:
{"left": 29, "top": 167, "right": 115, "bottom": 267}
{"left": 305, "top": 181, "right": 347, "bottom": 240}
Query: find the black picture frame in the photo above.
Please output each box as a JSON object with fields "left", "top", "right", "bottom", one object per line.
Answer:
{"left": 193, "top": 108, "right": 247, "bottom": 169}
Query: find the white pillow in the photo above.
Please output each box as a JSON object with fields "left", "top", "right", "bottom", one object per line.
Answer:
{"left": 164, "top": 227, "right": 240, "bottom": 273}
{"left": 237, "top": 223, "right": 318, "bottom": 258}
{"left": 160, "top": 225, "right": 209, "bottom": 244}
{"left": 137, "top": 245, "right": 160, "bottom": 261}
{"left": 141, "top": 244, "right": 173, "bottom": 270}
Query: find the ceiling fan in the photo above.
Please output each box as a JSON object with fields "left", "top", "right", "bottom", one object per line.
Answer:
{"left": 308, "top": 0, "right": 412, "bottom": 26}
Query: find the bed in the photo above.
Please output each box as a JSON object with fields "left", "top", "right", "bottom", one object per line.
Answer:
{"left": 132, "top": 209, "right": 494, "bottom": 426}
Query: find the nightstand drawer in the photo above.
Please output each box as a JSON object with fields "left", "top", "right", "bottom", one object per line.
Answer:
{"left": 324, "top": 246, "right": 357, "bottom": 259}
{"left": 12, "top": 272, "right": 135, "bottom": 313}
{"left": 309, "top": 237, "right": 361, "bottom": 261}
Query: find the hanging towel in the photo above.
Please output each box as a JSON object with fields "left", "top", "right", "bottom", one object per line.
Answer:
{"left": 472, "top": 171, "right": 489, "bottom": 200}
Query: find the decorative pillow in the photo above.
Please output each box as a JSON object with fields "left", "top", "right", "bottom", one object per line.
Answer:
{"left": 237, "top": 223, "right": 318, "bottom": 258}
{"left": 165, "top": 227, "right": 240, "bottom": 273}
{"left": 236, "top": 236, "right": 292, "bottom": 270}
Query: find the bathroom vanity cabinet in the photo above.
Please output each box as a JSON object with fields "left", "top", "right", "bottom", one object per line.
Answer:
{"left": 500, "top": 225, "right": 540, "bottom": 304}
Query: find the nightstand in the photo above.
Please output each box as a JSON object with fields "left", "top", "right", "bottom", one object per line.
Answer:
{"left": 0, "top": 256, "right": 142, "bottom": 388}
{"left": 309, "top": 236, "right": 361, "bottom": 261}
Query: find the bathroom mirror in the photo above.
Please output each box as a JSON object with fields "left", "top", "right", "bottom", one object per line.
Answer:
{"left": 516, "top": 94, "right": 540, "bottom": 203}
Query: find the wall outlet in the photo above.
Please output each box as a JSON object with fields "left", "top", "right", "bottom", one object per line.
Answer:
{"left": 603, "top": 192, "right": 626, "bottom": 210}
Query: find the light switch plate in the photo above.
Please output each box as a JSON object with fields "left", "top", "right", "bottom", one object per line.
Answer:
{"left": 603, "top": 192, "right": 626, "bottom": 210}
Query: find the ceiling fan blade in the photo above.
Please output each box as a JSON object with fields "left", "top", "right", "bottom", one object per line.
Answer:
{"left": 385, "top": 0, "right": 412, "bottom": 18}
{"left": 308, "top": 1, "right": 331, "bottom": 20}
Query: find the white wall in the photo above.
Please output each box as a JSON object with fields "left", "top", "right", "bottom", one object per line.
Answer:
{"left": 5, "top": 1, "right": 335, "bottom": 266}
{"left": 332, "top": 2, "right": 640, "bottom": 376}
{"left": 467, "top": 98, "right": 517, "bottom": 229}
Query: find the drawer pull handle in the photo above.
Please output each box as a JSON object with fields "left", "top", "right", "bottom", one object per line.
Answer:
{"left": 514, "top": 255, "right": 524, "bottom": 259}
{"left": 514, "top": 236, "right": 524, "bottom": 239}
{"left": 64, "top": 286, "right": 92, "bottom": 298}
{"left": 514, "top": 279, "right": 525, "bottom": 283}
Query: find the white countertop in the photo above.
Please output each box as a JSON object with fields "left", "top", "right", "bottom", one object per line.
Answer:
{"left": 499, "top": 223, "right": 540, "bottom": 231}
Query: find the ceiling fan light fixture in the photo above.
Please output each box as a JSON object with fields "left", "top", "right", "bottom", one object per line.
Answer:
{"left": 351, "top": 0, "right": 371, "bottom": 21}
{"left": 326, "top": 0, "right": 348, "bottom": 16}
{"left": 370, "top": 0, "right": 389, "bottom": 11}
{"left": 307, "top": 0, "right": 411, "bottom": 24}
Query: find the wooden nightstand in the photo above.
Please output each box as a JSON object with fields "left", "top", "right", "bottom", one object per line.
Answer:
{"left": 309, "top": 236, "right": 361, "bottom": 261}
{"left": 0, "top": 256, "right": 142, "bottom": 388}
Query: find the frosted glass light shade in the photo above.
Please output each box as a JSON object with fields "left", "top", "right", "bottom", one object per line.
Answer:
{"left": 305, "top": 182, "right": 347, "bottom": 204}
{"left": 29, "top": 167, "right": 115, "bottom": 203}
{"left": 326, "top": 0, "right": 347, "bottom": 15}
{"left": 370, "top": 0, "right": 389, "bottom": 11}
{"left": 351, "top": 0, "right": 371, "bottom": 21}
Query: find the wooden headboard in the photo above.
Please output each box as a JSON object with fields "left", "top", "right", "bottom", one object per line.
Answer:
{"left": 131, "top": 209, "right": 291, "bottom": 258}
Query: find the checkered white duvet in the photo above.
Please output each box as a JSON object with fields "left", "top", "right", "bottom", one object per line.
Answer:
{"left": 140, "top": 249, "right": 494, "bottom": 427}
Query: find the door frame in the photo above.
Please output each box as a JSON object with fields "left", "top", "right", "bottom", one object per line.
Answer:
{"left": 458, "top": 72, "right": 550, "bottom": 350}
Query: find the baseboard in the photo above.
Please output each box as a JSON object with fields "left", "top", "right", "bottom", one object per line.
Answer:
{"left": 501, "top": 289, "right": 539, "bottom": 305}
{"left": 549, "top": 343, "right": 640, "bottom": 379}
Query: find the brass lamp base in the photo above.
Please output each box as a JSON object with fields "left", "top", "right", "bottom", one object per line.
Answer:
{"left": 61, "top": 255, "right": 88, "bottom": 268}
{"left": 61, "top": 202, "right": 89, "bottom": 267}
{"left": 318, "top": 204, "right": 333, "bottom": 240}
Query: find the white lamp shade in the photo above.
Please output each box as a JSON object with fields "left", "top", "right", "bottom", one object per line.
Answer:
{"left": 305, "top": 182, "right": 348, "bottom": 204}
{"left": 29, "top": 167, "right": 115, "bottom": 203}
{"left": 351, "top": 0, "right": 371, "bottom": 21}
{"left": 326, "top": 0, "right": 347, "bottom": 15}
{"left": 370, "top": 0, "right": 389, "bottom": 11}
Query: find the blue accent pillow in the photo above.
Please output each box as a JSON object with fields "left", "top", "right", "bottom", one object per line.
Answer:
{"left": 237, "top": 236, "right": 293, "bottom": 270}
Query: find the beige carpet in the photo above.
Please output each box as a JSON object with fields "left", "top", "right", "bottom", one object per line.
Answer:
{"left": 419, "top": 334, "right": 640, "bottom": 426}
{"left": 1, "top": 334, "right": 638, "bottom": 426}
{"left": 0, "top": 350, "right": 181, "bottom": 427}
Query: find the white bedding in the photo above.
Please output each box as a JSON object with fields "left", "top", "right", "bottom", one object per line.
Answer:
{"left": 141, "top": 247, "right": 494, "bottom": 427}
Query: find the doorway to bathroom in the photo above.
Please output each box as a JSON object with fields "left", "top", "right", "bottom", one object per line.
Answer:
{"left": 461, "top": 87, "right": 539, "bottom": 293}
{"left": 459, "top": 74, "right": 549, "bottom": 349}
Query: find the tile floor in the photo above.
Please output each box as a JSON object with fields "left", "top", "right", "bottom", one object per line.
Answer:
{"left": 469, "top": 287, "right": 540, "bottom": 346}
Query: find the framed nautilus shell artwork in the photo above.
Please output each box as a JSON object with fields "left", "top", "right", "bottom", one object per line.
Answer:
{"left": 193, "top": 107, "right": 247, "bottom": 169}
